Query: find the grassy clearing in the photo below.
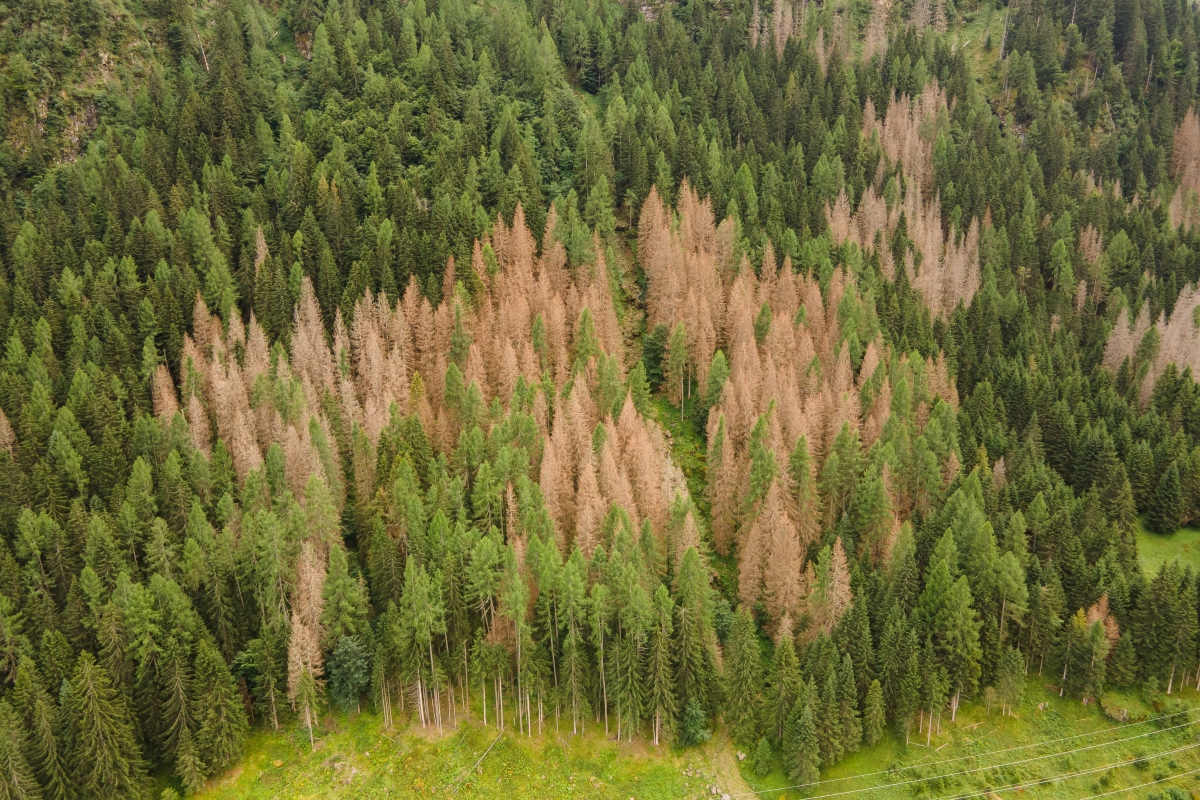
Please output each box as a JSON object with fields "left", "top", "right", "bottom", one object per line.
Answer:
{"left": 193, "top": 709, "right": 753, "bottom": 800}
{"left": 742, "top": 684, "right": 1200, "bottom": 800}
{"left": 1137, "top": 516, "right": 1200, "bottom": 575}
{"left": 650, "top": 394, "right": 708, "bottom": 515}
{"left": 194, "top": 685, "right": 1200, "bottom": 800}
{"left": 650, "top": 393, "right": 747, "bottom": 602}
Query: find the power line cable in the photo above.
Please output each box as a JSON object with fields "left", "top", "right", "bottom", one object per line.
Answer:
{"left": 730, "top": 709, "right": 1200, "bottom": 798}
{"left": 1077, "top": 764, "right": 1200, "bottom": 799}
{"left": 914, "top": 741, "right": 1200, "bottom": 800}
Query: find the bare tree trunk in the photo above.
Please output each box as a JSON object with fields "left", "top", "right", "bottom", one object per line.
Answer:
{"left": 516, "top": 637, "right": 523, "bottom": 734}
{"left": 600, "top": 642, "right": 609, "bottom": 736}
{"left": 998, "top": 5, "right": 1012, "bottom": 60}
{"left": 430, "top": 643, "right": 442, "bottom": 732}
{"left": 196, "top": 32, "right": 211, "bottom": 72}
{"left": 1060, "top": 641, "right": 1070, "bottom": 697}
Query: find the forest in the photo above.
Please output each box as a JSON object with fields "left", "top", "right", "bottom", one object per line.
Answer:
{"left": 2, "top": 0, "right": 1200, "bottom": 795}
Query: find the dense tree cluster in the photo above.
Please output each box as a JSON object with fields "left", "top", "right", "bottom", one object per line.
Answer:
{"left": 3, "top": 0, "right": 1200, "bottom": 795}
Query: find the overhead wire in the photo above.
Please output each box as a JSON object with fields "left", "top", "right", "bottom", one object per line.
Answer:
{"left": 729, "top": 707, "right": 1200, "bottom": 798}
{"left": 1077, "top": 764, "right": 1200, "bottom": 799}
{"left": 913, "top": 741, "right": 1200, "bottom": 800}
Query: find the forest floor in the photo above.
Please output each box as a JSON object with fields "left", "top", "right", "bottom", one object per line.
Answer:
{"left": 1137, "top": 516, "right": 1200, "bottom": 575}
{"left": 194, "top": 683, "right": 1200, "bottom": 800}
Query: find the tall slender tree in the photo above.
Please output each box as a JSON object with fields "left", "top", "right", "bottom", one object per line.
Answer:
{"left": 647, "top": 585, "right": 677, "bottom": 746}
{"left": 63, "top": 652, "right": 148, "bottom": 799}
{"left": 723, "top": 608, "right": 762, "bottom": 745}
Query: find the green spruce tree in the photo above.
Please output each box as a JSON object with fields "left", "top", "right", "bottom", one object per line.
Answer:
{"left": 723, "top": 608, "right": 762, "bottom": 745}
{"left": 647, "top": 585, "right": 678, "bottom": 746}
{"left": 63, "top": 652, "right": 148, "bottom": 799}
{"left": 1150, "top": 463, "right": 1184, "bottom": 534}
{"left": 862, "top": 679, "right": 885, "bottom": 747}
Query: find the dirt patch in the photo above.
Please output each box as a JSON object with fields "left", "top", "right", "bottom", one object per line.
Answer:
{"left": 702, "top": 732, "right": 753, "bottom": 796}
{"left": 206, "top": 763, "right": 243, "bottom": 789}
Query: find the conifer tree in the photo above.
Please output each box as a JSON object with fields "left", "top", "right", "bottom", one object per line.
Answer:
{"left": 1027, "top": 564, "right": 1066, "bottom": 674}
{"left": 63, "top": 652, "right": 148, "bottom": 799}
{"left": 753, "top": 736, "right": 772, "bottom": 778}
{"left": 768, "top": 622, "right": 802, "bottom": 744}
{"left": 916, "top": 638, "right": 945, "bottom": 743}
{"left": 628, "top": 362, "right": 652, "bottom": 416}
{"left": 837, "top": 591, "right": 874, "bottom": 699}
{"left": 1080, "top": 623, "right": 1111, "bottom": 700}
{"left": 940, "top": 575, "right": 983, "bottom": 717}
{"left": 0, "top": 700, "right": 41, "bottom": 800}
{"left": 238, "top": 622, "right": 287, "bottom": 730}
{"left": 193, "top": 638, "right": 248, "bottom": 776}
{"left": 1108, "top": 632, "right": 1138, "bottom": 687}
{"left": 994, "top": 647, "right": 1025, "bottom": 715}
{"left": 816, "top": 665, "right": 843, "bottom": 764}
{"left": 782, "top": 683, "right": 819, "bottom": 786}
{"left": 647, "top": 585, "right": 677, "bottom": 746}
{"left": 666, "top": 323, "right": 688, "bottom": 407}
{"left": 1058, "top": 609, "right": 1092, "bottom": 698}
{"left": 321, "top": 545, "right": 371, "bottom": 652}
{"left": 837, "top": 653, "right": 862, "bottom": 753}
{"left": 590, "top": 582, "right": 613, "bottom": 736}
{"left": 896, "top": 650, "right": 922, "bottom": 742}
{"left": 159, "top": 637, "right": 196, "bottom": 774}
{"left": 918, "top": 531, "right": 982, "bottom": 717}
{"left": 292, "top": 662, "right": 322, "bottom": 750}
{"left": 723, "top": 608, "right": 762, "bottom": 745}
{"left": 810, "top": 538, "right": 852, "bottom": 635}
{"left": 613, "top": 562, "right": 650, "bottom": 741}
{"left": 327, "top": 635, "right": 370, "bottom": 712}
{"left": 863, "top": 679, "right": 885, "bottom": 747}
{"left": 705, "top": 351, "right": 729, "bottom": 409}
{"left": 558, "top": 553, "right": 591, "bottom": 734}
{"left": 1150, "top": 463, "right": 1184, "bottom": 534}
{"left": 12, "top": 658, "right": 67, "bottom": 800}
{"left": 674, "top": 547, "right": 717, "bottom": 715}
{"left": 678, "top": 698, "right": 711, "bottom": 747}
{"left": 788, "top": 436, "right": 822, "bottom": 551}
{"left": 174, "top": 727, "right": 206, "bottom": 795}
{"left": 399, "top": 557, "right": 447, "bottom": 731}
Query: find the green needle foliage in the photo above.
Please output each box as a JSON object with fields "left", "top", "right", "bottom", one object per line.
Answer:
{"left": 2, "top": 0, "right": 1200, "bottom": 794}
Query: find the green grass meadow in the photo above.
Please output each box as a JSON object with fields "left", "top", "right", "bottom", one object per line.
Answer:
{"left": 194, "top": 682, "right": 1200, "bottom": 800}
{"left": 1137, "top": 516, "right": 1200, "bottom": 575}
{"left": 194, "top": 709, "right": 737, "bottom": 800}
